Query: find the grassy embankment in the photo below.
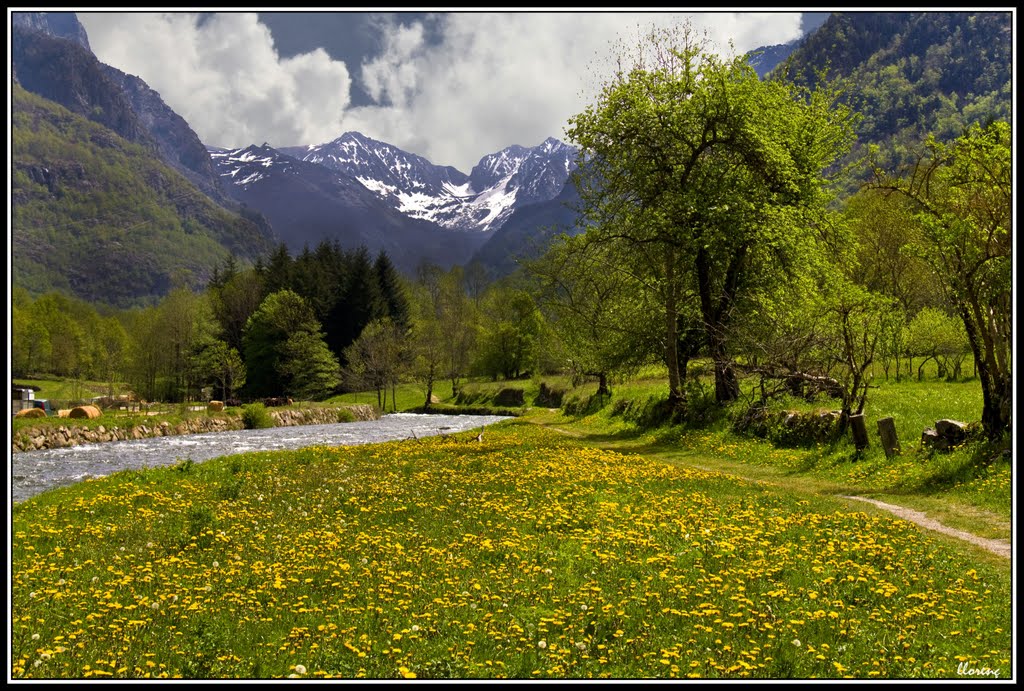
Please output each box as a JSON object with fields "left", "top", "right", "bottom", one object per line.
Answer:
{"left": 11, "top": 363, "right": 1012, "bottom": 679}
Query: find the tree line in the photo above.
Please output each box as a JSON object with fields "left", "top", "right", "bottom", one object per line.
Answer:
{"left": 531, "top": 22, "right": 1009, "bottom": 441}
{"left": 11, "top": 21, "right": 1010, "bottom": 442}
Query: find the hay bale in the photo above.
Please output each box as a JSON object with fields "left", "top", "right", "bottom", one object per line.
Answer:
{"left": 15, "top": 408, "right": 47, "bottom": 418}
{"left": 69, "top": 405, "right": 102, "bottom": 419}
{"left": 58, "top": 409, "right": 72, "bottom": 418}
{"left": 208, "top": 400, "right": 225, "bottom": 413}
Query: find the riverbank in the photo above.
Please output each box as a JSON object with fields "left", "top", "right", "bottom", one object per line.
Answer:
{"left": 11, "top": 404, "right": 379, "bottom": 453}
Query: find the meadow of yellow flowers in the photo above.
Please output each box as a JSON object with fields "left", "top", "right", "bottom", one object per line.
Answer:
{"left": 11, "top": 421, "right": 1011, "bottom": 680}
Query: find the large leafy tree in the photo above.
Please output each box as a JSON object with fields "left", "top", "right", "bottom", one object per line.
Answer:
{"left": 342, "top": 317, "right": 406, "bottom": 411}
{"left": 529, "top": 233, "right": 660, "bottom": 395}
{"left": 243, "top": 289, "right": 336, "bottom": 399}
{"left": 408, "top": 265, "right": 478, "bottom": 406}
{"left": 276, "top": 331, "right": 342, "bottom": 401}
{"left": 869, "top": 120, "right": 1011, "bottom": 439}
{"left": 475, "top": 285, "right": 543, "bottom": 381}
{"left": 566, "top": 22, "right": 857, "bottom": 410}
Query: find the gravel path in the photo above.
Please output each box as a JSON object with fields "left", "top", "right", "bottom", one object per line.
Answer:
{"left": 841, "top": 495, "right": 1011, "bottom": 559}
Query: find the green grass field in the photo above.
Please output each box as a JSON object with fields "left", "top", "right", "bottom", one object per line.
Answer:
{"left": 10, "top": 367, "right": 1013, "bottom": 679}
{"left": 10, "top": 422, "right": 1011, "bottom": 679}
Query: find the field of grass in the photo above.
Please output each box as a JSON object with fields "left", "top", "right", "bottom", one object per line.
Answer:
{"left": 531, "top": 368, "right": 1009, "bottom": 541}
{"left": 10, "top": 365, "right": 1013, "bottom": 680}
{"left": 10, "top": 422, "right": 1011, "bottom": 679}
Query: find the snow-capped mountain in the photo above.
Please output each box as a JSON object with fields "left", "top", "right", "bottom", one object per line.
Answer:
{"left": 207, "top": 143, "right": 490, "bottom": 271}
{"left": 281, "top": 132, "right": 577, "bottom": 233}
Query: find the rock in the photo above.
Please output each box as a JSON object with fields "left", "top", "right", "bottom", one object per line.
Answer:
{"left": 935, "top": 419, "right": 967, "bottom": 443}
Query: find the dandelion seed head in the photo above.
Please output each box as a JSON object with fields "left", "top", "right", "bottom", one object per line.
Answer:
{"left": 538, "top": 640, "right": 547, "bottom": 649}
{"left": 31, "top": 633, "right": 40, "bottom": 641}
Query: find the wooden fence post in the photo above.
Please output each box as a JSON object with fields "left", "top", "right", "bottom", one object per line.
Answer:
{"left": 850, "top": 413, "right": 869, "bottom": 450}
{"left": 877, "top": 416, "right": 901, "bottom": 458}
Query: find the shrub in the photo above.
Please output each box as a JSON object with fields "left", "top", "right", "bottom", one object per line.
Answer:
{"left": 241, "top": 402, "right": 274, "bottom": 430}
{"left": 337, "top": 407, "right": 356, "bottom": 423}
{"left": 562, "top": 391, "right": 611, "bottom": 417}
{"left": 534, "top": 382, "right": 567, "bottom": 408}
{"left": 493, "top": 388, "right": 525, "bottom": 407}
{"left": 610, "top": 395, "right": 675, "bottom": 428}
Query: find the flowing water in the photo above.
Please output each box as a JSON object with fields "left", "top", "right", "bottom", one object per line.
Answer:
{"left": 10, "top": 413, "right": 510, "bottom": 505}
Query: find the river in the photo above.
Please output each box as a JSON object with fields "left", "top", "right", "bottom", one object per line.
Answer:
{"left": 10, "top": 413, "right": 511, "bottom": 505}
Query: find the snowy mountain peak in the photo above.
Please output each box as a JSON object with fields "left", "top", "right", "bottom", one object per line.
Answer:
{"left": 207, "top": 144, "right": 296, "bottom": 188}
{"left": 280, "top": 134, "right": 578, "bottom": 234}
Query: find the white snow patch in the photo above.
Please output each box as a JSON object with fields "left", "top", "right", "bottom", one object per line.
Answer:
{"left": 442, "top": 181, "right": 475, "bottom": 198}
{"left": 357, "top": 176, "right": 397, "bottom": 197}
{"left": 237, "top": 172, "right": 264, "bottom": 186}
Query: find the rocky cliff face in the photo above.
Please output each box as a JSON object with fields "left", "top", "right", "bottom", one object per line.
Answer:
{"left": 12, "top": 25, "right": 152, "bottom": 148}
{"left": 102, "top": 64, "right": 228, "bottom": 202}
{"left": 11, "top": 11, "right": 92, "bottom": 51}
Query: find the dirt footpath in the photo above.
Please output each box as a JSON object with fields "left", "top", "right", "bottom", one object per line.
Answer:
{"left": 842, "top": 495, "right": 1011, "bottom": 559}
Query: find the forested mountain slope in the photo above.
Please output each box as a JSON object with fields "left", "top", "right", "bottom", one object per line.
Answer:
{"left": 11, "top": 85, "right": 277, "bottom": 307}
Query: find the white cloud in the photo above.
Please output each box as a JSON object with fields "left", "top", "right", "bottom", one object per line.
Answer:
{"left": 78, "top": 12, "right": 352, "bottom": 149}
{"left": 343, "top": 12, "right": 803, "bottom": 171}
{"left": 78, "top": 11, "right": 804, "bottom": 171}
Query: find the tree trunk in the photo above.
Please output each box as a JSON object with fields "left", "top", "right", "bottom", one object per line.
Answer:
{"left": 664, "top": 250, "right": 685, "bottom": 410}
{"left": 711, "top": 336, "right": 740, "bottom": 404}
{"left": 696, "top": 244, "right": 746, "bottom": 405}
{"left": 961, "top": 303, "right": 1011, "bottom": 440}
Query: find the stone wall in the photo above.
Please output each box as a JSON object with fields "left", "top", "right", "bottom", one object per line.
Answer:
{"left": 12, "top": 405, "right": 379, "bottom": 453}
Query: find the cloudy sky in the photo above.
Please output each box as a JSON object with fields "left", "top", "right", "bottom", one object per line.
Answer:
{"left": 77, "top": 10, "right": 823, "bottom": 172}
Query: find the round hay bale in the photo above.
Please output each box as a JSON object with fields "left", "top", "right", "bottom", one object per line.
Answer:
{"left": 58, "top": 409, "right": 72, "bottom": 418}
{"left": 15, "top": 408, "right": 47, "bottom": 418}
{"left": 207, "top": 400, "right": 225, "bottom": 413}
{"left": 69, "top": 405, "right": 102, "bottom": 419}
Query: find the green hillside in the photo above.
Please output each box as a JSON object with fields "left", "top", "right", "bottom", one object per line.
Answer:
{"left": 778, "top": 11, "right": 1012, "bottom": 179}
{"left": 11, "top": 84, "right": 277, "bottom": 307}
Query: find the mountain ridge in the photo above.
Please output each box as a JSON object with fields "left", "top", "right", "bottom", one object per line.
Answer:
{"left": 278, "top": 131, "right": 577, "bottom": 234}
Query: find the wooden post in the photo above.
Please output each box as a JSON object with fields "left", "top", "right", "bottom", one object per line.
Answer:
{"left": 877, "top": 416, "right": 901, "bottom": 458}
{"left": 850, "top": 413, "right": 869, "bottom": 450}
